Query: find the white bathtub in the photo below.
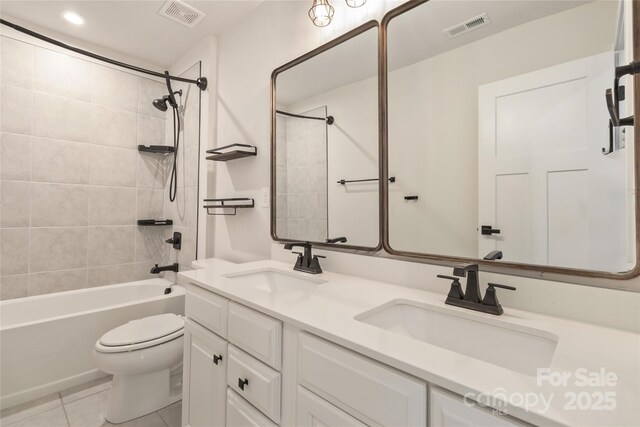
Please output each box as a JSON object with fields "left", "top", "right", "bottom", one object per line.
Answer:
{"left": 0, "top": 278, "right": 185, "bottom": 410}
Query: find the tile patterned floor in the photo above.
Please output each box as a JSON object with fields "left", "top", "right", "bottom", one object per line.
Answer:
{"left": 0, "top": 377, "right": 181, "bottom": 427}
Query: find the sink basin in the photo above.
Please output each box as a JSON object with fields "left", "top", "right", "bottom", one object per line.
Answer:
{"left": 223, "top": 268, "right": 326, "bottom": 293}
{"left": 356, "top": 300, "right": 558, "bottom": 376}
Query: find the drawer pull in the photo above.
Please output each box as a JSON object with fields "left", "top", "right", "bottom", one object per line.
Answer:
{"left": 213, "top": 354, "right": 223, "bottom": 365}
{"left": 238, "top": 378, "right": 249, "bottom": 390}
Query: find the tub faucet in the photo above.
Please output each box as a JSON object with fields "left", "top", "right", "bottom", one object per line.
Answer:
{"left": 150, "top": 263, "right": 179, "bottom": 274}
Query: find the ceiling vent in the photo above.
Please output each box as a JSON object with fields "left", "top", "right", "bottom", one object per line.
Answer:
{"left": 158, "top": 0, "right": 205, "bottom": 28}
{"left": 443, "top": 13, "right": 490, "bottom": 38}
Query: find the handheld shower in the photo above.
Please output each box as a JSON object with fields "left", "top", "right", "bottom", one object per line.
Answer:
{"left": 153, "top": 71, "right": 183, "bottom": 202}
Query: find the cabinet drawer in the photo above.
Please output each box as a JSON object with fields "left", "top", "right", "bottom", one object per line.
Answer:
{"left": 297, "top": 386, "right": 366, "bottom": 427}
{"left": 227, "top": 345, "right": 282, "bottom": 424}
{"left": 298, "top": 333, "right": 426, "bottom": 427}
{"left": 226, "top": 389, "right": 278, "bottom": 427}
{"left": 228, "top": 302, "right": 282, "bottom": 370}
{"left": 185, "top": 283, "right": 228, "bottom": 338}
{"left": 430, "top": 387, "right": 526, "bottom": 426}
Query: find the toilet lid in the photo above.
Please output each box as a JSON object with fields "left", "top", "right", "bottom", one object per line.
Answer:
{"left": 100, "top": 314, "right": 184, "bottom": 347}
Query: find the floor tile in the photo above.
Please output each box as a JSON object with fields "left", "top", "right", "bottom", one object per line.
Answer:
{"left": 4, "top": 406, "right": 68, "bottom": 427}
{"left": 63, "top": 390, "right": 109, "bottom": 427}
{"left": 117, "top": 412, "right": 167, "bottom": 427}
{"left": 0, "top": 393, "right": 62, "bottom": 426}
{"left": 157, "top": 402, "right": 181, "bottom": 427}
{"left": 60, "top": 376, "right": 112, "bottom": 405}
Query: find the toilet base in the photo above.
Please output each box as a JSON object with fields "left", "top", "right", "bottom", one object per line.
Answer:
{"left": 105, "top": 368, "right": 181, "bottom": 424}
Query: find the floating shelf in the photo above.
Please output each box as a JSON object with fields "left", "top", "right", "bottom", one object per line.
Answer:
{"left": 206, "top": 144, "right": 257, "bottom": 162}
{"left": 137, "top": 219, "right": 174, "bottom": 226}
{"left": 203, "top": 198, "right": 254, "bottom": 216}
{"left": 138, "top": 145, "right": 175, "bottom": 154}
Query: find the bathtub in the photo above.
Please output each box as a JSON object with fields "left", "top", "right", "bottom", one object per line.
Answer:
{"left": 0, "top": 278, "right": 185, "bottom": 410}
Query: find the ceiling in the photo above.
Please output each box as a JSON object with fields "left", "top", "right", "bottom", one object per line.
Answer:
{"left": 0, "top": 0, "right": 263, "bottom": 67}
{"left": 387, "top": 0, "right": 593, "bottom": 70}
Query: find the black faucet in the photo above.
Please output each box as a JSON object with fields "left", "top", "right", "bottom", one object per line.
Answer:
{"left": 150, "top": 263, "right": 179, "bottom": 274}
{"left": 437, "top": 264, "right": 515, "bottom": 315}
{"left": 283, "top": 242, "right": 324, "bottom": 274}
{"left": 483, "top": 250, "right": 503, "bottom": 261}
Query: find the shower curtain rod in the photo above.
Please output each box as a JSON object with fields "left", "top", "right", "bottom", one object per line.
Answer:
{"left": 276, "top": 109, "right": 334, "bottom": 125}
{"left": 0, "top": 19, "right": 207, "bottom": 91}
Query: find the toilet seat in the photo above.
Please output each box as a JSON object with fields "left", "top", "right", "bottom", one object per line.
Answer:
{"left": 96, "top": 313, "right": 184, "bottom": 353}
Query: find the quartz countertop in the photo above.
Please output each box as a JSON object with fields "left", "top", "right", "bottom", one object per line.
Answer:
{"left": 180, "top": 259, "right": 640, "bottom": 427}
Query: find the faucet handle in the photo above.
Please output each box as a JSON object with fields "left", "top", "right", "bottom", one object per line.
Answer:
{"left": 314, "top": 255, "right": 326, "bottom": 259}
{"left": 436, "top": 275, "right": 464, "bottom": 300}
{"left": 481, "top": 283, "right": 516, "bottom": 314}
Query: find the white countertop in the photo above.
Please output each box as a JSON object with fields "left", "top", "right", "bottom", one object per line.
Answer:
{"left": 180, "top": 259, "right": 640, "bottom": 427}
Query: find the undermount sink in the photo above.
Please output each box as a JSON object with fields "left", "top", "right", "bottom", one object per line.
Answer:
{"left": 356, "top": 300, "right": 558, "bottom": 376}
{"left": 223, "top": 268, "right": 326, "bottom": 293}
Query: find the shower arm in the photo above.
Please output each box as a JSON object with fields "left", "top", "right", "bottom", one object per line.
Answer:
{"left": 0, "top": 18, "right": 208, "bottom": 91}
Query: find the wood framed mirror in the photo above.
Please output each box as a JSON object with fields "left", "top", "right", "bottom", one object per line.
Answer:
{"left": 271, "top": 20, "right": 382, "bottom": 252}
{"left": 381, "top": 0, "right": 640, "bottom": 285}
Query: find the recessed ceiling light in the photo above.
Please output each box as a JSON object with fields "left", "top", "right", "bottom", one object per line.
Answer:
{"left": 63, "top": 11, "right": 85, "bottom": 25}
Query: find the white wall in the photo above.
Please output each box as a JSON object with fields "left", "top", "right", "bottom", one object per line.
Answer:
{"left": 212, "top": 0, "right": 640, "bottom": 333}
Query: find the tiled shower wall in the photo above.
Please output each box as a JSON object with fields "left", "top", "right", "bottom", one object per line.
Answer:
{"left": 0, "top": 35, "right": 198, "bottom": 299}
{"left": 275, "top": 106, "right": 328, "bottom": 242}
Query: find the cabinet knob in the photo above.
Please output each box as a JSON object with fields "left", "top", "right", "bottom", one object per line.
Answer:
{"left": 238, "top": 378, "right": 249, "bottom": 390}
{"left": 213, "top": 354, "right": 222, "bottom": 365}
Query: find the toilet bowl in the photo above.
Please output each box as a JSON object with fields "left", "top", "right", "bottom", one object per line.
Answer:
{"left": 94, "top": 313, "right": 184, "bottom": 424}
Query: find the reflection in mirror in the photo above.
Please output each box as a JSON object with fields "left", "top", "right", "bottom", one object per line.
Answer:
{"left": 387, "top": 0, "right": 636, "bottom": 272}
{"left": 274, "top": 25, "right": 379, "bottom": 248}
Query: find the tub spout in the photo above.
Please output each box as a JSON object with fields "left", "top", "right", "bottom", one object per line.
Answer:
{"left": 150, "top": 263, "right": 178, "bottom": 274}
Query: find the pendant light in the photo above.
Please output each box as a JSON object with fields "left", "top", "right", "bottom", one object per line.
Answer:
{"left": 308, "top": 0, "right": 335, "bottom": 27}
{"left": 345, "top": 0, "right": 366, "bottom": 7}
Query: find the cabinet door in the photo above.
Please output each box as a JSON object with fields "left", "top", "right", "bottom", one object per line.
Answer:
{"left": 296, "top": 386, "right": 366, "bottom": 427}
{"left": 430, "top": 388, "right": 526, "bottom": 427}
{"left": 184, "top": 319, "right": 228, "bottom": 427}
{"left": 226, "top": 389, "right": 278, "bottom": 427}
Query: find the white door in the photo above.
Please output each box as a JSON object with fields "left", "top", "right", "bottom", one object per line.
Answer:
{"left": 183, "top": 319, "right": 227, "bottom": 427}
{"left": 478, "top": 52, "right": 628, "bottom": 271}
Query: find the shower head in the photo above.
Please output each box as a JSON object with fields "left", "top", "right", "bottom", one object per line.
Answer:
{"left": 153, "top": 96, "right": 169, "bottom": 112}
{"left": 152, "top": 90, "right": 182, "bottom": 112}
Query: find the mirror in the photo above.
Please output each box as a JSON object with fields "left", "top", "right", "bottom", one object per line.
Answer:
{"left": 385, "top": 0, "right": 637, "bottom": 275}
{"left": 272, "top": 22, "right": 380, "bottom": 249}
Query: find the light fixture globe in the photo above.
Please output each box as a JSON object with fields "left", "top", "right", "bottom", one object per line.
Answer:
{"left": 345, "top": 0, "right": 366, "bottom": 7}
{"left": 308, "top": 0, "right": 335, "bottom": 27}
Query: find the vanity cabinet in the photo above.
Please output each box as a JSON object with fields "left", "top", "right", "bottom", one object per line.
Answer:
{"left": 183, "top": 282, "right": 531, "bottom": 427}
{"left": 182, "top": 284, "right": 284, "bottom": 427}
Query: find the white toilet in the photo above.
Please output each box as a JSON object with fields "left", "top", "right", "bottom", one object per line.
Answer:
{"left": 94, "top": 313, "right": 184, "bottom": 424}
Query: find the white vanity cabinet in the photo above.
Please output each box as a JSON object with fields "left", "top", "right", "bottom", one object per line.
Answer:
{"left": 182, "top": 281, "right": 531, "bottom": 427}
{"left": 182, "top": 283, "right": 284, "bottom": 427}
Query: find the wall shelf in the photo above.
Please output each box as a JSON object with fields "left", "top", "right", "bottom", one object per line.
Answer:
{"left": 138, "top": 145, "right": 175, "bottom": 154}
{"left": 137, "top": 219, "right": 174, "bottom": 226}
{"left": 206, "top": 144, "right": 257, "bottom": 161}
{"left": 203, "top": 198, "right": 254, "bottom": 216}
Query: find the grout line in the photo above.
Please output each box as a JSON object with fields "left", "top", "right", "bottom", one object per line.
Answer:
{"left": 59, "top": 392, "right": 71, "bottom": 427}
